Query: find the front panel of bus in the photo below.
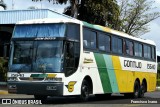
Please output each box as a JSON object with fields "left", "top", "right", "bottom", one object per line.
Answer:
{"left": 7, "top": 23, "right": 80, "bottom": 96}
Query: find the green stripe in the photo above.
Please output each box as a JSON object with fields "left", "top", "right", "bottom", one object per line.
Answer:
{"left": 83, "top": 22, "right": 95, "bottom": 28}
{"left": 94, "top": 53, "right": 112, "bottom": 93}
{"left": 30, "top": 74, "right": 47, "bottom": 78}
{"left": 83, "top": 21, "right": 103, "bottom": 31}
{"left": 103, "top": 55, "right": 119, "bottom": 93}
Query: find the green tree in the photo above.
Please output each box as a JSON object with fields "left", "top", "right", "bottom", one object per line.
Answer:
{"left": 32, "top": 0, "right": 120, "bottom": 27}
{"left": 118, "top": 0, "right": 160, "bottom": 37}
{"left": 32, "top": 0, "right": 160, "bottom": 37}
{"left": 32, "top": 0, "right": 77, "bottom": 17}
{"left": 77, "top": 0, "right": 120, "bottom": 27}
{"left": 0, "top": 0, "right": 7, "bottom": 10}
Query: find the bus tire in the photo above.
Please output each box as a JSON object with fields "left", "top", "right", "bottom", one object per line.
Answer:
{"left": 133, "top": 80, "right": 140, "bottom": 98}
{"left": 124, "top": 81, "right": 140, "bottom": 98}
{"left": 34, "top": 95, "right": 47, "bottom": 100}
{"left": 80, "top": 80, "right": 90, "bottom": 101}
{"left": 139, "top": 82, "right": 146, "bottom": 98}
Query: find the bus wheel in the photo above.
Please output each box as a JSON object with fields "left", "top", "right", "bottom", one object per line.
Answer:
{"left": 34, "top": 95, "right": 47, "bottom": 100}
{"left": 80, "top": 80, "right": 90, "bottom": 101}
{"left": 133, "top": 81, "right": 140, "bottom": 98}
{"left": 139, "top": 82, "right": 146, "bottom": 98}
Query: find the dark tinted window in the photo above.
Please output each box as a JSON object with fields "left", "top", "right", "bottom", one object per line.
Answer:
{"left": 134, "top": 42, "right": 142, "bottom": 57}
{"left": 65, "top": 42, "right": 80, "bottom": 77}
{"left": 125, "top": 40, "right": 133, "bottom": 56}
{"left": 144, "top": 45, "right": 151, "bottom": 59}
{"left": 144, "top": 45, "right": 148, "bottom": 58}
{"left": 83, "top": 28, "right": 97, "bottom": 49}
{"left": 148, "top": 46, "right": 151, "bottom": 59}
{"left": 98, "top": 33, "right": 110, "bottom": 52}
{"left": 152, "top": 46, "right": 155, "bottom": 60}
{"left": 112, "top": 36, "right": 122, "bottom": 54}
{"left": 67, "top": 24, "right": 80, "bottom": 40}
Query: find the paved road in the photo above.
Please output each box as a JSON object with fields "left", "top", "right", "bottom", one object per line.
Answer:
{"left": 0, "top": 91, "right": 160, "bottom": 107}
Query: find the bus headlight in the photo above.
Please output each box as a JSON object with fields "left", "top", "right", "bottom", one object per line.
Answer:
{"left": 44, "top": 77, "right": 62, "bottom": 82}
{"left": 8, "top": 77, "right": 18, "bottom": 81}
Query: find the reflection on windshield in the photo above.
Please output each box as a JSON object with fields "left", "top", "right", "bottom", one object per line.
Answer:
{"left": 13, "top": 41, "right": 33, "bottom": 64}
{"left": 10, "top": 41, "right": 63, "bottom": 73}
{"left": 33, "top": 41, "right": 62, "bottom": 72}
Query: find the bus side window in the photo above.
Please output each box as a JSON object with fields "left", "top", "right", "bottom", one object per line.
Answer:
{"left": 151, "top": 46, "right": 155, "bottom": 60}
{"left": 65, "top": 42, "right": 80, "bottom": 77}
{"left": 125, "top": 40, "right": 133, "bottom": 56}
{"left": 83, "top": 27, "right": 97, "bottom": 50}
{"left": 112, "top": 36, "right": 122, "bottom": 54}
{"left": 134, "top": 43, "right": 143, "bottom": 57}
{"left": 144, "top": 45, "right": 151, "bottom": 59}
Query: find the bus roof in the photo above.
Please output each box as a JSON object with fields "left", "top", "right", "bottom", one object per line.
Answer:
{"left": 16, "top": 18, "right": 156, "bottom": 46}
{"left": 17, "top": 18, "right": 81, "bottom": 25}
{"left": 82, "top": 22, "right": 156, "bottom": 46}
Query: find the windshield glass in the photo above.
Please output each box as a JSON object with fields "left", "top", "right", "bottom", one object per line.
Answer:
{"left": 10, "top": 41, "right": 63, "bottom": 73}
{"left": 13, "top": 24, "right": 66, "bottom": 38}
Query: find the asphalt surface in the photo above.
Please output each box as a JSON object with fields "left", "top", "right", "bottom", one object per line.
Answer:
{"left": 0, "top": 91, "right": 160, "bottom": 107}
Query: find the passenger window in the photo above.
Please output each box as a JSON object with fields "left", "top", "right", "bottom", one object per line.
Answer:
{"left": 139, "top": 44, "right": 142, "bottom": 57}
{"left": 144, "top": 45, "right": 151, "bottom": 59}
{"left": 83, "top": 28, "right": 97, "bottom": 49}
{"left": 98, "top": 33, "right": 110, "bottom": 52}
{"left": 112, "top": 36, "right": 122, "bottom": 54}
{"left": 134, "top": 42, "right": 142, "bottom": 57}
{"left": 152, "top": 46, "right": 155, "bottom": 60}
{"left": 144, "top": 45, "right": 148, "bottom": 58}
{"left": 148, "top": 46, "right": 151, "bottom": 59}
{"left": 118, "top": 39, "right": 122, "bottom": 54}
{"left": 125, "top": 40, "right": 133, "bottom": 56}
{"left": 134, "top": 42, "right": 139, "bottom": 56}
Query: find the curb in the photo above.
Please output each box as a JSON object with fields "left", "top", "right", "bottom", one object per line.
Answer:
{"left": 0, "top": 90, "right": 8, "bottom": 95}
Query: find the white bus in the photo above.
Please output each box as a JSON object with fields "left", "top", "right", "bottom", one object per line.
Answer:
{"left": 8, "top": 18, "right": 157, "bottom": 101}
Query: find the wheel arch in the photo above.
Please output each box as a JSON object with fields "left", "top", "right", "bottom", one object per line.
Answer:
{"left": 134, "top": 78, "right": 140, "bottom": 90}
{"left": 142, "top": 78, "right": 147, "bottom": 92}
{"left": 82, "top": 75, "right": 93, "bottom": 94}
{"left": 135, "top": 78, "right": 140, "bottom": 85}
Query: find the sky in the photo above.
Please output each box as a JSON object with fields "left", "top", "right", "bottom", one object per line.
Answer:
{"left": 0, "top": 0, "right": 160, "bottom": 51}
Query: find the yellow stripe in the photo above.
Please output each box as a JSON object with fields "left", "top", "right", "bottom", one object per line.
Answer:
{"left": 95, "top": 25, "right": 111, "bottom": 33}
{"left": 111, "top": 55, "right": 157, "bottom": 93}
{"left": 47, "top": 74, "right": 57, "bottom": 78}
{"left": 112, "top": 56, "right": 127, "bottom": 92}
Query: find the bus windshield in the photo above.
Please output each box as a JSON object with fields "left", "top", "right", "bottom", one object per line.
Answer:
{"left": 10, "top": 41, "right": 63, "bottom": 73}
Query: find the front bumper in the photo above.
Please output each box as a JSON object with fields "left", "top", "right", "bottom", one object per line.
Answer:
{"left": 8, "top": 82, "right": 63, "bottom": 96}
